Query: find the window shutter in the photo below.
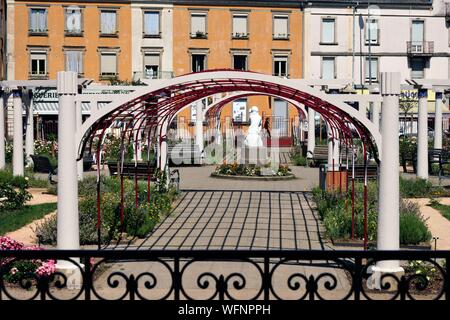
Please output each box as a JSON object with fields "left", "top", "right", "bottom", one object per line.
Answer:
{"left": 366, "top": 19, "right": 378, "bottom": 43}
{"left": 144, "top": 54, "right": 160, "bottom": 66}
{"left": 144, "top": 12, "right": 159, "bottom": 35}
{"left": 233, "top": 15, "right": 247, "bottom": 35}
{"left": 32, "top": 53, "right": 47, "bottom": 61}
{"left": 191, "top": 14, "right": 206, "bottom": 34}
{"left": 365, "top": 58, "right": 378, "bottom": 81}
{"left": 101, "top": 11, "right": 117, "bottom": 34}
{"left": 101, "top": 53, "right": 116, "bottom": 74}
{"left": 322, "top": 19, "right": 335, "bottom": 43}
{"left": 66, "top": 51, "right": 83, "bottom": 73}
{"left": 274, "top": 16, "right": 288, "bottom": 37}
{"left": 322, "top": 58, "right": 335, "bottom": 79}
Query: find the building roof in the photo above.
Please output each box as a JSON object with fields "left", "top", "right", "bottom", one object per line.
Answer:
{"left": 304, "top": 0, "right": 433, "bottom": 9}
{"left": 17, "top": 0, "right": 434, "bottom": 9}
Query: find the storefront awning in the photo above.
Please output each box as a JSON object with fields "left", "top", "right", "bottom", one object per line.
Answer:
{"left": 26, "top": 101, "right": 109, "bottom": 116}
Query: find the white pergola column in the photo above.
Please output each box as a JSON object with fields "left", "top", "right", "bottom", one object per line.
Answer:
{"left": 434, "top": 91, "right": 443, "bottom": 150}
{"left": 417, "top": 88, "right": 429, "bottom": 180}
{"left": 57, "top": 71, "right": 79, "bottom": 251}
{"left": 132, "top": 118, "right": 143, "bottom": 162}
{"left": 327, "top": 125, "right": 340, "bottom": 170}
{"left": 12, "top": 89, "right": 24, "bottom": 176}
{"left": 195, "top": 99, "right": 204, "bottom": 163}
{"left": 158, "top": 122, "right": 169, "bottom": 185}
{"left": 25, "top": 91, "right": 34, "bottom": 166}
{"left": 307, "top": 109, "right": 315, "bottom": 158}
{"left": 373, "top": 72, "right": 403, "bottom": 281}
{"left": 370, "top": 101, "right": 380, "bottom": 131}
{"left": 0, "top": 92, "right": 6, "bottom": 170}
{"left": 75, "top": 99, "right": 83, "bottom": 180}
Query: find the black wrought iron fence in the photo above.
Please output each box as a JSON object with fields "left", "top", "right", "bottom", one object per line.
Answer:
{"left": 0, "top": 249, "right": 449, "bottom": 301}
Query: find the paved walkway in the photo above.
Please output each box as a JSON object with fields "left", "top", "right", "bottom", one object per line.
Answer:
{"left": 177, "top": 166, "right": 319, "bottom": 191}
{"left": 116, "top": 190, "right": 329, "bottom": 251}
{"left": 106, "top": 165, "right": 327, "bottom": 251}
{"left": 4, "top": 188, "right": 57, "bottom": 245}
{"left": 410, "top": 198, "right": 450, "bottom": 250}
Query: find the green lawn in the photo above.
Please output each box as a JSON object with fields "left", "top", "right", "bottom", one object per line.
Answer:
{"left": 430, "top": 203, "right": 450, "bottom": 222}
{"left": 0, "top": 203, "right": 57, "bottom": 235}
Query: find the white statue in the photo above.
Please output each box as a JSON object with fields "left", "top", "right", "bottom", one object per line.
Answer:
{"left": 244, "top": 106, "right": 263, "bottom": 147}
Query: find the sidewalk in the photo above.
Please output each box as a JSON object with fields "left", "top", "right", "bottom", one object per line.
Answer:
{"left": 409, "top": 198, "right": 450, "bottom": 250}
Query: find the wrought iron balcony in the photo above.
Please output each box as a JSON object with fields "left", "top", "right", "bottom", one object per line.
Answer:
{"left": 407, "top": 41, "right": 434, "bottom": 56}
{"left": 144, "top": 71, "right": 175, "bottom": 80}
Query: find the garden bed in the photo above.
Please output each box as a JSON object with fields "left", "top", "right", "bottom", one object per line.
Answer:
{"left": 331, "top": 238, "right": 431, "bottom": 250}
{"left": 211, "top": 172, "right": 296, "bottom": 181}
{"left": 312, "top": 180, "right": 433, "bottom": 247}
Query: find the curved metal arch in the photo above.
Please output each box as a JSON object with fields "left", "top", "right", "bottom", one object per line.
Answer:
{"left": 76, "top": 70, "right": 381, "bottom": 158}
{"left": 168, "top": 91, "right": 308, "bottom": 125}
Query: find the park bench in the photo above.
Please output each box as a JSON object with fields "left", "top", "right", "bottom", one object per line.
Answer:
{"left": 107, "top": 161, "right": 157, "bottom": 179}
{"left": 307, "top": 145, "right": 328, "bottom": 166}
{"left": 401, "top": 150, "right": 417, "bottom": 174}
{"left": 319, "top": 164, "right": 378, "bottom": 190}
{"left": 107, "top": 161, "right": 180, "bottom": 190}
{"left": 168, "top": 143, "right": 202, "bottom": 166}
{"left": 347, "top": 164, "right": 378, "bottom": 181}
{"left": 83, "top": 154, "right": 94, "bottom": 171}
{"left": 30, "top": 155, "right": 57, "bottom": 184}
{"left": 427, "top": 149, "right": 450, "bottom": 183}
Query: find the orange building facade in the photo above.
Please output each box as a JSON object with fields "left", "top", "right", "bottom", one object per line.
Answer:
{"left": 6, "top": 1, "right": 303, "bottom": 141}
{"left": 172, "top": 3, "right": 303, "bottom": 138}
{"left": 11, "top": 1, "right": 132, "bottom": 82}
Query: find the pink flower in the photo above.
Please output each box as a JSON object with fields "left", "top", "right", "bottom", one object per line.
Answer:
{"left": 35, "top": 260, "right": 56, "bottom": 277}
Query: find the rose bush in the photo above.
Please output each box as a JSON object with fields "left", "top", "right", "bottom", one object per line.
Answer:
{"left": 0, "top": 236, "right": 56, "bottom": 284}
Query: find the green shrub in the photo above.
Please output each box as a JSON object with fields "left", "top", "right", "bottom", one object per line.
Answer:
{"left": 400, "top": 177, "right": 433, "bottom": 198}
{"left": 292, "top": 154, "right": 307, "bottom": 166}
{"left": 37, "top": 175, "right": 177, "bottom": 245}
{"left": 0, "top": 170, "right": 32, "bottom": 211}
{"left": 400, "top": 210, "right": 432, "bottom": 245}
{"left": 312, "top": 181, "right": 431, "bottom": 245}
{"left": 24, "top": 169, "right": 50, "bottom": 188}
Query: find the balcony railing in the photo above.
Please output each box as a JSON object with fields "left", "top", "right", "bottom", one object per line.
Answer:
{"left": 144, "top": 71, "right": 175, "bottom": 80}
{"left": 407, "top": 41, "right": 434, "bottom": 56}
{"left": 1, "top": 249, "right": 449, "bottom": 301}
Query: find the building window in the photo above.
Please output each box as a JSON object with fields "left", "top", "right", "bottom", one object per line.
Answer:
{"left": 143, "top": 11, "right": 160, "bottom": 37}
{"left": 273, "top": 15, "right": 289, "bottom": 39}
{"left": 190, "top": 13, "right": 207, "bottom": 38}
{"left": 29, "top": 8, "right": 48, "bottom": 34}
{"left": 411, "top": 58, "right": 425, "bottom": 79}
{"left": 65, "top": 7, "right": 83, "bottom": 35}
{"left": 411, "top": 20, "right": 424, "bottom": 45}
{"left": 321, "top": 18, "right": 336, "bottom": 44}
{"left": 233, "top": 99, "right": 247, "bottom": 122}
{"left": 29, "top": 51, "right": 47, "bottom": 78}
{"left": 233, "top": 54, "right": 248, "bottom": 71}
{"left": 144, "top": 53, "right": 160, "bottom": 79}
{"left": 365, "top": 57, "right": 378, "bottom": 83}
{"left": 273, "top": 56, "right": 289, "bottom": 77}
{"left": 65, "top": 50, "right": 83, "bottom": 75}
{"left": 191, "top": 54, "right": 206, "bottom": 72}
{"left": 321, "top": 57, "right": 335, "bottom": 79}
{"left": 232, "top": 14, "right": 248, "bottom": 39}
{"left": 100, "top": 52, "right": 117, "bottom": 78}
{"left": 100, "top": 10, "right": 117, "bottom": 36}
{"left": 365, "top": 19, "right": 379, "bottom": 45}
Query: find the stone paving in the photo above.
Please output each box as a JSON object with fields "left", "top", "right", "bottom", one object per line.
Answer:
{"left": 90, "top": 166, "right": 353, "bottom": 300}
{"left": 106, "top": 166, "right": 329, "bottom": 251}
{"left": 127, "top": 190, "right": 329, "bottom": 251}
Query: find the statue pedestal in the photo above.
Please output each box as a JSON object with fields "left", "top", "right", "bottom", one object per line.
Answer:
{"left": 239, "top": 147, "right": 269, "bottom": 166}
